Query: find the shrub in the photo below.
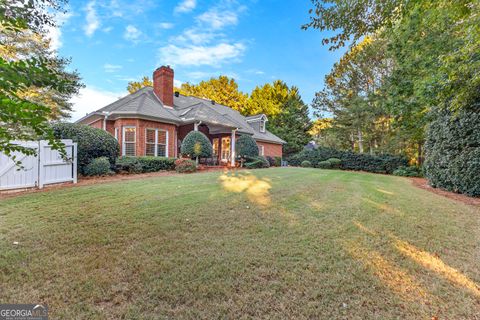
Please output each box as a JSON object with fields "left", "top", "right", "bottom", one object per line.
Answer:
{"left": 327, "top": 158, "right": 342, "bottom": 168}
{"left": 316, "top": 161, "right": 332, "bottom": 169}
{"left": 245, "top": 156, "right": 270, "bottom": 169}
{"left": 51, "top": 122, "right": 119, "bottom": 175}
{"left": 301, "top": 160, "right": 312, "bottom": 168}
{"left": 115, "top": 156, "right": 176, "bottom": 173}
{"left": 236, "top": 135, "right": 259, "bottom": 166}
{"left": 266, "top": 156, "right": 276, "bottom": 167}
{"left": 175, "top": 158, "right": 197, "bottom": 173}
{"left": 181, "top": 131, "right": 213, "bottom": 161}
{"left": 136, "top": 157, "right": 175, "bottom": 172}
{"left": 274, "top": 156, "right": 282, "bottom": 167}
{"left": 115, "top": 157, "right": 143, "bottom": 173}
{"left": 393, "top": 166, "right": 423, "bottom": 177}
{"left": 424, "top": 106, "right": 480, "bottom": 196}
{"left": 84, "top": 157, "right": 112, "bottom": 176}
{"left": 287, "top": 147, "right": 407, "bottom": 174}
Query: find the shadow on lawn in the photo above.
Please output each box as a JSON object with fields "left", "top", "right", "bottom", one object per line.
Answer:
{"left": 349, "top": 221, "right": 480, "bottom": 302}
{"left": 218, "top": 171, "right": 272, "bottom": 206}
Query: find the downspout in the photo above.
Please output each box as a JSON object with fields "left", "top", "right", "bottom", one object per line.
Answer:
{"left": 102, "top": 111, "right": 111, "bottom": 131}
{"left": 194, "top": 121, "right": 202, "bottom": 131}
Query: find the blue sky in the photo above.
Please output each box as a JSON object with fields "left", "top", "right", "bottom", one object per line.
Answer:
{"left": 51, "top": 0, "right": 346, "bottom": 120}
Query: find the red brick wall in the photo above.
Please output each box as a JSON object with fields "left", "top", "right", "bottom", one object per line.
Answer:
{"left": 89, "top": 119, "right": 103, "bottom": 129}
{"left": 90, "top": 118, "right": 176, "bottom": 157}
{"left": 256, "top": 141, "right": 283, "bottom": 158}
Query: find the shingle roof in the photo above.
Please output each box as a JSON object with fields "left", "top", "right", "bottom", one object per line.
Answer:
{"left": 77, "top": 86, "right": 286, "bottom": 144}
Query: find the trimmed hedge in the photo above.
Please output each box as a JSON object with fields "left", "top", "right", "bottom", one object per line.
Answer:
{"left": 115, "top": 156, "right": 175, "bottom": 173}
{"left": 424, "top": 107, "right": 480, "bottom": 196}
{"left": 301, "top": 160, "right": 312, "bottom": 168}
{"left": 181, "top": 131, "right": 212, "bottom": 159}
{"left": 51, "top": 122, "right": 119, "bottom": 175}
{"left": 393, "top": 166, "right": 423, "bottom": 177}
{"left": 327, "top": 158, "right": 342, "bottom": 169}
{"left": 245, "top": 156, "right": 270, "bottom": 169}
{"left": 316, "top": 161, "right": 332, "bottom": 169}
{"left": 84, "top": 157, "right": 112, "bottom": 176}
{"left": 175, "top": 158, "right": 197, "bottom": 173}
{"left": 288, "top": 147, "right": 407, "bottom": 174}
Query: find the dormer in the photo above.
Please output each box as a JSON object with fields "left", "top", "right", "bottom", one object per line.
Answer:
{"left": 246, "top": 114, "right": 268, "bottom": 133}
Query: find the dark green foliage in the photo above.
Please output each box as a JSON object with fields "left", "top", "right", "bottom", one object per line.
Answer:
{"left": 115, "top": 156, "right": 175, "bottom": 174}
{"left": 393, "top": 166, "right": 423, "bottom": 177}
{"left": 327, "top": 158, "right": 342, "bottom": 168}
{"left": 181, "top": 131, "right": 213, "bottom": 159}
{"left": 236, "top": 135, "right": 259, "bottom": 158}
{"left": 301, "top": 160, "right": 312, "bottom": 168}
{"left": 268, "top": 94, "right": 312, "bottom": 156}
{"left": 316, "top": 161, "right": 332, "bottom": 169}
{"left": 84, "top": 157, "right": 112, "bottom": 176}
{"left": 245, "top": 156, "right": 270, "bottom": 169}
{"left": 137, "top": 157, "right": 175, "bottom": 172}
{"left": 424, "top": 107, "right": 480, "bottom": 196}
{"left": 266, "top": 156, "right": 276, "bottom": 167}
{"left": 175, "top": 158, "right": 197, "bottom": 173}
{"left": 115, "top": 157, "right": 143, "bottom": 174}
{"left": 51, "top": 123, "right": 119, "bottom": 174}
{"left": 274, "top": 156, "right": 282, "bottom": 167}
{"left": 288, "top": 147, "right": 407, "bottom": 174}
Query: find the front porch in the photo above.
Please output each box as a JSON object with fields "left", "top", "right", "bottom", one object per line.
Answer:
{"left": 177, "top": 122, "right": 238, "bottom": 167}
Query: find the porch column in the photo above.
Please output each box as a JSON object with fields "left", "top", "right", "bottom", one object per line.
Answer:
{"left": 231, "top": 128, "right": 237, "bottom": 167}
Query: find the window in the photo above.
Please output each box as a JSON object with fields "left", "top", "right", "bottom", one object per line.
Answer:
{"left": 259, "top": 120, "right": 266, "bottom": 133}
{"left": 145, "top": 128, "right": 168, "bottom": 157}
{"left": 123, "top": 127, "right": 136, "bottom": 156}
{"left": 145, "top": 129, "right": 156, "bottom": 156}
{"left": 258, "top": 144, "right": 264, "bottom": 156}
{"left": 212, "top": 138, "right": 219, "bottom": 157}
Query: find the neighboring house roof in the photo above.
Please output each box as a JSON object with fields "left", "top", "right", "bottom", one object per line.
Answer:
{"left": 76, "top": 86, "right": 286, "bottom": 144}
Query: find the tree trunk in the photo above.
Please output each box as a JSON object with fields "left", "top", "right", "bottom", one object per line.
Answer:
{"left": 417, "top": 143, "right": 423, "bottom": 166}
{"left": 357, "top": 129, "right": 364, "bottom": 153}
{"left": 196, "top": 156, "right": 199, "bottom": 166}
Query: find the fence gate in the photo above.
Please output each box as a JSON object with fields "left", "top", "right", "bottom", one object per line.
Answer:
{"left": 0, "top": 140, "right": 77, "bottom": 191}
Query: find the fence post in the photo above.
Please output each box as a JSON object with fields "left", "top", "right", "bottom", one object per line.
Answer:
{"left": 38, "top": 140, "right": 44, "bottom": 189}
{"left": 72, "top": 143, "right": 78, "bottom": 184}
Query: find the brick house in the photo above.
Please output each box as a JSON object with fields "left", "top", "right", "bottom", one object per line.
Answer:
{"left": 76, "top": 66, "right": 285, "bottom": 166}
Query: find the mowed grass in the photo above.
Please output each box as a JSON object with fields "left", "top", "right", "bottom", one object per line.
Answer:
{"left": 0, "top": 168, "right": 479, "bottom": 319}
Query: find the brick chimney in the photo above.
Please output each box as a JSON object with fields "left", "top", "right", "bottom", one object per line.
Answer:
{"left": 153, "top": 66, "right": 174, "bottom": 107}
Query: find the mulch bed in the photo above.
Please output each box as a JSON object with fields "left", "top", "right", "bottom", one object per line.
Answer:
{"left": 410, "top": 177, "right": 480, "bottom": 207}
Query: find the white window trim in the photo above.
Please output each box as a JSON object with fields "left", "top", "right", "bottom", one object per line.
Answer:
{"left": 122, "top": 126, "right": 136, "bottom": 156}
{"left": 259, "top": 120, "right": 266, "bottom": 133}
{"left": 114, "top": 128, "right": 119, "bottom": 140}
{"left": 145, "top": 128, "right": 169, "bottom": 157}
{"left": 258, "top": 144, "right": 265, "bottom": 156}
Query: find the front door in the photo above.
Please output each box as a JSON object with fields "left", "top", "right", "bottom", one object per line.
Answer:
{"left": 221, "top": 137, "right": 231, "bottom": 162}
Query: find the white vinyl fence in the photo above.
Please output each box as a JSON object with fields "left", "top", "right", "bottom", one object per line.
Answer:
{"left": 0, "top": 140, "right": 77, "bottom": 190}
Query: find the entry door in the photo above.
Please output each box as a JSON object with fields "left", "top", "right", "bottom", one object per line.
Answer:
{"left": 221, "top": 137, "right": 231, "bottom": 162}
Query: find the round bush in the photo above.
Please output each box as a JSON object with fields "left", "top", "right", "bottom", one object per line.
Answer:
{"left": 84, "top": 157, "right": 112, "bottom": 176}
{"left": 424, "top": 106, "right": 480, "bottom": 196}
{"left": 316, "top": 160, "right": 332, "bottom": 169}
{"left": 327, "top": 158, "right": 342, "bottom": 169}
{"left": 51, "top": 123, "right": 119, "bottom": 175}
{"left": 301, "top": 160, "right": 312, "bottom": 168}
{"left": 181, "top": 131, "right": 213, "bottom": 159}
{"left": 236, "top": 135, "right": 259, "bottom": 158}
{"left": 175, "top": 158, "right": 197, "bottom": 173}
{"left": 115, "top": 157, "right": 143, "bottom": 174}
{"left": 393, "top": 166, "right": 423, "bottom": 177}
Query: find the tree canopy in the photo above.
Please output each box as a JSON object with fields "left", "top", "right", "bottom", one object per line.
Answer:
{"left": 0, "top": 0, "right": 82, "bottom": 159}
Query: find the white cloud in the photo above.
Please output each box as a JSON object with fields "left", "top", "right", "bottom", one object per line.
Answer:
{"left": 173, "top": 28, "right": 218, "bottom": 45}
{"left": 158, "top": 22, "right": 174, "bottom": 29}
{"left": 84, "top": 1, "right": 100, "bottom": 37}
{"left": 103, "top": 64, "right": 123, "bottom": 73}
{"left": 124, "top": 25, "right": 142, "bottom": 42}
{"left": 70, "top": 86, "right": 125, "bottom": 121}
{"left": 46, "top": 11, "right": 72, "bottom": 51}
{"left": 159, "top": 42, "right": 246, "bottom": 67}
{"left": 197, "top": 9, "right": 238, "bottom": 30}
{"left": 174, "top": 0, "right": 196, "bottom": 13}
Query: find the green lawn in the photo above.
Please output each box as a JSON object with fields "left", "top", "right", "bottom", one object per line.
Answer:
{"left": 1, "top": 168, "right": 479, "bottom": 319}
